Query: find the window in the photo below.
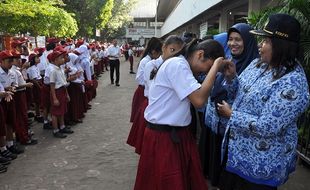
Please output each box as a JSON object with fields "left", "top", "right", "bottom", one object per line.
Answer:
{"left": 150, "top": 22, "right": 164, "bottom": 28}
{"left": 133, "top": 22, "right": 146, "bottom": 27}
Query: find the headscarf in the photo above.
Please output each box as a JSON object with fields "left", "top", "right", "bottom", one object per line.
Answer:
{"left": 210, "top": 24, "right": 259, "bottom": 106}
{"left": 213, "top": 32, "right": 231, "bottom": 58}
{"left": 228, "top": 23, "right": 259, "bottom": 74}
{"left": 76, "top": 45, "right": 89, "bottom": 60}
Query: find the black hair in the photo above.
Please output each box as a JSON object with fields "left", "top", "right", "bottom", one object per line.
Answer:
{"left": 185, "top": 39, "right": 225, "bottom": 60}
{"left": 29, "top": 57, "right": 36, "bottom": 67}
{"left": 256, "top": 37, "right": 301, "bottom": 79}
{"left": 46, "top": 43, "right": 56, "bottom": 51}
{"left": 141, "top": 37, "right": 162, "bottom": 60}
{"left": 149, "top": 35, "right": 185, "bottom": 80}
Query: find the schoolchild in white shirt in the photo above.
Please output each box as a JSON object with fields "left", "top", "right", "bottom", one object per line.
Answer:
{"left": 127, "top": 35, "right": 185, "bottom": 154}
{"left": 130, "top": 37, "right": 162, "bottom": 123}
{"left": 48, "top": 50, "right": 73, "bottom": 138}
{"left": 27, "top": 53, "right": 44, "bottom": 122}
{"left": 134, "top": 39, "right": 232, "bottom": 190}
{"left": 0, "top": 50, "right": 19, "bottom": 162}
{"left": 11, "top": 51, "right": 37, "bottom": 146}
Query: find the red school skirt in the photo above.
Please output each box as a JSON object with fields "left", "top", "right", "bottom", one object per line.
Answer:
{"left": 50, "top": 87, "right": 68, "bottom": 116}
{"left": 0, "top": 103, "right": 6, "bottom": 136}
{"left": 67, "top": 82, "right": 85, "bottom": 121}
{"left": 32, "top": 80, "right": 43, "bottom": 107}
{"left": 0, "top": 98, "right": 16, "bottom": 128}
{"left": 14, "top": 90, "right": 29, "bottom": 144}
{"left": 41, "top": 83, "right": 51, "bottom": 109}
{"left": 130, "top": 85, "right": 145, "bottom": 122}
{"left": 134, "top": 125, "right": 208, "bottom": 190}
{"left": 127, "top": 98, "right": 148, "bottom": 154}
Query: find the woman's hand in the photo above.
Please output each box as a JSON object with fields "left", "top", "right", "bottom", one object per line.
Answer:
{"left": 217, "top": 100, "right": 232, "bottom": 118}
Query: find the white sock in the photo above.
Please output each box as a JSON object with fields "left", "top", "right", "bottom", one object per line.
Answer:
{"left": 44, "top": 120, "right": 49, "bottom": 124}
{"left": 6, "top": 141, "right": 14, "bottom": 147}
{"left": 53, "top": 129, "right": 59, "bottom": 133}
{"left": 60, "top": 125, "right": 66, "bottom": 130}
{"left": 0, "top": 146, "right": 7, "bottom": 152}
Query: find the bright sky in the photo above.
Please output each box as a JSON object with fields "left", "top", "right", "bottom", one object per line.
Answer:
{"left": 130, "top": 0, "right": 157, "bottom": 18}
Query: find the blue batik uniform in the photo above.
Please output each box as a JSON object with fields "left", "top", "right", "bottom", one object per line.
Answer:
{"left": 222, "top": 58, "right": 310, "bottom": 187}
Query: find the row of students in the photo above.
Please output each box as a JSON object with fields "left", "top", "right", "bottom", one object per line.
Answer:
{"left": 0, "top": 37, "right": 101, "bottom": 173}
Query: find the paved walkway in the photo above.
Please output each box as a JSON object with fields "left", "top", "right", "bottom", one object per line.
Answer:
{"left": 0, "top": 57, "right": 309, "bottom": 190}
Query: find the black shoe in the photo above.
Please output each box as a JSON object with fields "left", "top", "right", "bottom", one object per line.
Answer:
{"left": 74, "top": 119, "right": 83, "bottom": 123}
{"left": 111, "top": 81, "right": 114, "bottom": 84}
{"left": 0, "top": 156, "right": 11, "bottom": 165}
{"left": 43, "top": 123, "right": 53, "bottom": 130}
{"left": 1, "top": 150, "right": 17, "bottom": 160}
{"left": 65, "top": 121, "right": 77, "bottom": 126}
{"left": 53, "top": 132, "right": 67, "bottom": 138}
{"left": 60, "top": 127, "right": 74, "bottom": 134}
{"left": 35, "top": 116, "right": 44, "bottom": 123}
{"left": 7, "top": 145, "right": 24, "bottom": 154}
{"left": 0, "top": 164, "right": 7, "bottom": 173}
{"left": 130, "top": 71, "right": 136, "bottom": 74}
{"left": 115, "top": 83, "right": 120, "bottom": 87}
{"left": 22, "top": 139, "right": 38, "bottom": 146}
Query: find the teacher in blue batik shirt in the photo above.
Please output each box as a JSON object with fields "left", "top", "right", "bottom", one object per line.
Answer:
{"left": 217, "top": 14, "right": 310, "bottom": 190}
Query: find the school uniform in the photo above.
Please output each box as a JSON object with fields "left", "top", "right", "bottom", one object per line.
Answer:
{"left": 130, "top": 55, "right": 152, "bottom": 122}
{"left": 49, "top": 64, "right": 68, "bottom": 116}
{"left": 0, "top": 83, "right": 6, "bottom": 137}
{"left": 134, "top": 56, "right": 207, "bottom": 190}
{"left": 0, "top": 67, "right": 17, "bottom": 131}
{"left": 37, "top": 50, "right": 51, "bottom": 76}
{"left": 65, "top": 53, "right": 85, "bottom": 121}
{"left": 127, "top": 56, "right": 163, "bottom": 153}
{"left": 11, "top": 65, "right": 29, "bottom": 144}
{"left": 27, "top": 65, "right": 42, "bottom": 107}
{"left": 128, "top": 49, "right": 134, "bottom": 72}
{"left": 41, "top": 64, "right": 53, "bottom": 109}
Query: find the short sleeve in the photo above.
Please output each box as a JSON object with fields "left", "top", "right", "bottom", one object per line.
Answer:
{"left": 166, "top": 58, "right": 201, "bottom": 100}
{"left": 49, "top": 70, "right": 56, "bottom": 84}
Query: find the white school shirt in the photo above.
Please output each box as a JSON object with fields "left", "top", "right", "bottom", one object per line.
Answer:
{"left": 79, "top": 57, "right": 92, "bottom": 81}
{"left": 107, "top": 45, "right": 120, "bottom": 60}
{"left": 0, "top": 82, "right": 4, "bottom": 102}
{"left": 43, "top": 64, "right": 54, "bottom": 85}
{"left": 135, "top": 55, "right": 151, "bottom": 86}
{"left": 37, "top": 50, "right": 51, "bottom": 75}
{"left": 0, "top": 67, "right": 17, "bottom": 88}
{"left": 27, "top": 65, "right": 42, "bottom": 80}
{"left": 128, "top": 49, "right": 133, "bottom": 56}
{"left": 143, "top": 56, "right": 163, "bottom": 97}
{"left": 49, "top": 64, "right": 68, "bottom": 89}
{"left": 11, "top": 65, "right": 26, "bottom": 91}
{"left": 144, "top": 55, "right": 201, "bottom": 126}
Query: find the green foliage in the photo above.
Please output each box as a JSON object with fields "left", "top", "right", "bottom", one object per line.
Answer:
{"left": 206, "top": 28, "right": 219, "bottom": 36}
{"left": 99, "top": 0, "right": 114, "bottom": 29}
{"left": 63, "top": 0, "right": 115, "bottom": 38}
{"left": 0, "top": 0, "right": 78, "bottom": 37}
{"left": 247, "top": 0, "right": 310, "bottom": 70}
{"left": 101, "top": 0, "right": 137, "bottom": 39}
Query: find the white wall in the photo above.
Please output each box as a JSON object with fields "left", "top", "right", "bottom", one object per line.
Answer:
{"left": 160, "top": 0, "right": 222, "bottom": 37}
